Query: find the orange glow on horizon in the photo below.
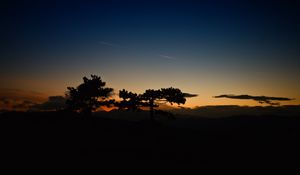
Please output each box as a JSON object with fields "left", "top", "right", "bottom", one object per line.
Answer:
{"left": 1, "top": 73, "right": 299, "bottom": 111}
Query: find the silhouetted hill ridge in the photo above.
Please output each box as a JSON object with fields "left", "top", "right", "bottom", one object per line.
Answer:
{"left": 169, "top": 105, "right": 300, "bottom": 118}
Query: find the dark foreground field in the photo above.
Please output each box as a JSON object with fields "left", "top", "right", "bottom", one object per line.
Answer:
{"left": 1, "top": 111, "right": 300, "bottom": 167}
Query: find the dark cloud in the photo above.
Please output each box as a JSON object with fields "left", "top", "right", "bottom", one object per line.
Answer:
{"left": 0, "top": 97, "right": 11, "bottom": 105}
{"left": 31, "top": 96, "right": 66, "bottom": 111}
{"left": 0, "top": 88, "right": 47, "bottom": 110}
{"left": 183, "top": 93, "right": 198, "bottom": 98}
{"left": 12, "top": 100, "right": 38, "bottom": 109}
{"left": 214, "top": 94, "right": 294, "bottom": 105}
{"left": 23, "top": 100, "right": 36, "bottom": 105}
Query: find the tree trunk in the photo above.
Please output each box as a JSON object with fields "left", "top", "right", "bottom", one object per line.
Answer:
{"left": 150, "top": 99, "right": 154, "bottom": 122}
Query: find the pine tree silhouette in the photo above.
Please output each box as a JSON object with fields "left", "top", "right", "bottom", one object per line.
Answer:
{"left": 65, "top": 75, "right": 114, "bottom": 116}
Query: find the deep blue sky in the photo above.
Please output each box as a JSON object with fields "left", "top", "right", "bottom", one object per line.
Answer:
{"left": 1, "top": 0, "right": 300, "bottom": 106}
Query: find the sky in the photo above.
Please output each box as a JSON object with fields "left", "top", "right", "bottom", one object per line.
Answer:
{"left": 1, "top": 0, "right": 300, "bottom": 108}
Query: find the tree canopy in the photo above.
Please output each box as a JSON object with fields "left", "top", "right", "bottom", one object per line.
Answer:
{"left": 117, "top": 87, "right": 187, "bottom": 120}
{"left": 116, "top": 89, "right": 144, "bottom": 111}
{"left": 142, "top": 87, "right": 186, "bottom": 120}
{"left": 64, "top": 75, "right": 195, "bottom": 120}
{"left": 65, "top": 75, "right": 114, "bottom": 115}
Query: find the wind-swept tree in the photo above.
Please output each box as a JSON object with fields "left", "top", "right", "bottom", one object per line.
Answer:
{"left": 65, "top": 75, "right": 114, "bottom": 116}
{"left": 141, "top": 87, "right": 186, "bottom": 121}
{"left": 141, "top": 89, "right": 161, "bottom": 121}
{"left": 116, "top": 89, "right": 143, "bottom": 111}
{"left": 115, "top": 87, "right": 188, "bottom": 121}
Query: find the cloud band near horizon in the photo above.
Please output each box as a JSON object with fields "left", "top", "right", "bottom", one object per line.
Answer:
{"left": 214, "top": 94, "right": 294, "bottom": 105}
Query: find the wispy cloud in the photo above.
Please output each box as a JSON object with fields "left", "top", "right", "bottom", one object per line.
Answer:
{"left": 98, "top": 41, "right": 177, "bottom": 61}
{"left": 158, "top": 54, "right": 176, "bottom": 60}
{"left": 98, "top": 41, "right": 120, "bottom": 47}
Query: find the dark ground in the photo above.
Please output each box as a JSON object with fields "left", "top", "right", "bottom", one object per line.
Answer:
{"left": 0, "top": 111, "right": 300, "bottom": 168}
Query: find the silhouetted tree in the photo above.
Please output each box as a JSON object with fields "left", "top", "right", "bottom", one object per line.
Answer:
{"left": 142, "top": 87, "right": 186, "bottom": 121}
{"left": 141, "top": 89, "right": 161, "bottom": 121}
{"left": 116, "top": 89, "right": 143, "bottom": 111}
{"left": 115, "top": 87, "right": 187, "bottom": 121}
{"left": 65, "top": 75, "right": 114, "bottom": 116}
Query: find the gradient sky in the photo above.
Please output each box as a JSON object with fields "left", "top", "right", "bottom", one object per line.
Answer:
{"left": 1, "top": 0, "right": 300, "bottom": 107}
